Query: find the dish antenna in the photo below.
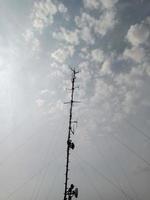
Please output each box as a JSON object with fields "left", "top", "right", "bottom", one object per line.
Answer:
{"left": 74, "top": 188, "right": 78, "bottom": 198}
{"left": 67, "top": 184, "right": 79, "bottom": 200}
{"left": 63, "top": 68, "right": 79, "bottom": 200}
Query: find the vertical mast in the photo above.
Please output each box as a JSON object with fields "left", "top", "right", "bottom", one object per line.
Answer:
{"left": 63, "top": 68, "right": 79, "bottom": 200}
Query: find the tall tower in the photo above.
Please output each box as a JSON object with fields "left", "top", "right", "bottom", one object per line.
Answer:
{"left": 63, "top": 68, "right": 79, "bottom": 200}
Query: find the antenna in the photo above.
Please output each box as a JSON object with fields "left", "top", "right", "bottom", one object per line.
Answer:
{"left": 63, "top": 68, "right": 79, "bottom": 200}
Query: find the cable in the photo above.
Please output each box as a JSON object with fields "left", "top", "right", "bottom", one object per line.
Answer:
{"left": 90, "top": 143, "right": 134, "bottom": 200}
{"left": 30, "top": 169, "right": 45, "bottom": 200}
{"left": 124, "top": 118, "right": 150, "bottom": 141}
{"left": 93, "top": 137, "right": 142, "bottom": 200}
{"left": 73, "top": 154, "right": 105, "bottom": 200}
{"left": 0, "top": 123, "right": 55, "bottom": 167}
{"left": 45, "top": 158, "right": 64, "bottom": 200}
{"left": 0, "top": 131, "right": 42, "bottom": 166}
{"left": 0, "top": 115, "right": 29, "bottom": 146}
{"left": 109, "top": 143, "right": 141, "bottom": 200}
{"left": 0, "top": 114, "right": 44, "bottom": 146}
{"left": 108, "top": 132, "right": 150, "bottom": 168}
{"left": 4, "top": 148, "right": 64, "bottom": 200}
{"left": 76, "top": 152, "right": 131, "bottom": 200}
{"left": 4, "top": 129, "right": 64, "bottom": 200}
{"left": 117, "top": 158, "right": 142, "bottom": 200}
{"left": 4, "top": 159, "right": 53, "bottom": 200}
{"left": 30, "top": 129, "right": 64, "bottom": 200}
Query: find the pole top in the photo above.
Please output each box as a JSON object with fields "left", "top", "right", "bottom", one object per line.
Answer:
{"left": 69, "top": 66, "right": 80, "bottom": 75}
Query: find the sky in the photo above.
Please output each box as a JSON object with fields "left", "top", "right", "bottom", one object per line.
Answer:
{"left": 0, "top": 0, "right": 150, "bottom": 199}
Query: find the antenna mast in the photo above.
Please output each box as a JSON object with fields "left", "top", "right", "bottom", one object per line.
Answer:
{"left": 63, "top": 68, "right": 79, "bottom": 200}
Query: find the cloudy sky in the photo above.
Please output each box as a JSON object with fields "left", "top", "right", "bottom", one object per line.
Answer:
{"left": 0, "top": 0, "right": 150, "bottom": 199}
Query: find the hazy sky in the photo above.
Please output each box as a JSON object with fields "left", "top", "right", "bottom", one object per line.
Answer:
{"left": 0, "top": 0, "right": 150, "bottom": 200}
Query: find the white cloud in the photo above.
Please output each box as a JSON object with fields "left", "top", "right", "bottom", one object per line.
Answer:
{"left": 91, "top": 49, "right": 104, "bottom": 63}
{"left": 126, "top": 17, "right": 150, "bottom": 46}
{"left": 80, "top": 26, "right": 95, "bottom": 44}
{"left": 48, "top": 100, "right": 64, "bottom": 114}
{"left": 75, "top": 11, "right": 117, "bottom": 40}
{"left": 100, "top": 0, "right": 119, "bottom": 9}
{"left": 23, "top": 29, "right": 34, "bottom": 41}
{"left": 23, "top": 29, "right": 40, "bottom": 52}
{"left": 52, "top": 27, "right": 79, "bottom": 45}
{"left": 36, "top": 98, "right": 45, "bottom": 107}
{"left": 51, "top": 45, "right": 74, "bottom": 63}
{"left": 124, "top": 16, "right": 150, "bottom": 77}
{"left": 75, "top": 13, "right": 95, "bottom": 44}
{"left": 2, "top": 1, "right": 150, "bottom": 199}
{"left": 77, "top": 53, "right": 135, "bottom": 126}
{"left": 99, "top": 54, "right": 125, "bottom": 76}
{"left": 88, "top": 66, "right": 141, "bottom": 123}
{"left": 75, "top": 12, "right": 95, "bottom": 28}
{"left": 101, "top": 59, "right": 112, "bottom": 75}
{"left": 83, "top": 0, "right": 101, "bottom": 10}
{"left": 80, "top": 48, "right": 105, "bottom": 63}
{"left": 123, "top": 46, "right": 145, "bottom": 63}
{"left": 121, "top": 90, "right": 138, "bottom": 114}
{"left": 31, "top": 1, "right": 150, "bottom": 143}
{"left": 31, "top": 0, "right": 68, "bottom": 31}
{"left": 79, "top": 48, "right": 90, "bottom": 59}
{"left": 92, "top": 79, "right": 114, "bottom": 102}
{"left": 32, "top": 38, "right": 40, "bottom": 51}
{"left": 78, "top": 37, "right": 149, "bottom": 125}
{"left": 94, "top": 11, "right": 117, "bottom": 36}
{"left": 78, "top": 61, "right": 91, "bottom": 98}
{"left": 87, "top": 78, "right": 125, "bottom": 124}
{"left": 142, "top": 61, "right": 150, "bottom": 77}
{"left": 77, "top": 42, "right": 149, "bottom": 126}
{"left": 83, "top": 0, "right": 118, "bottom": 10}
{"left": 40, "top": 89, "right": 49, "bottom": 95}
{"left": 58, "top": 3, "right": 67, "bottom": 13}
{"left": 115, "top": 66, "right": 143, "bottom": 88}
{"left": 32, "top": 0, "right": 57, "bottom": 31}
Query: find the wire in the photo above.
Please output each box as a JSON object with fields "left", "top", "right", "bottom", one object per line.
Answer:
{"left": 4, "top": 159, "right": 53, "bottom": 200}
{"left": 0, "top": 114, "right": 44, "bottom": 146}
{"left": 4, "top": 129, "right": 64, "bottom": 200}
{"left": 124, "top": 118, "right": 150, "bottom": 141}
{"left": 92, "top": 137, "right": 142, "bottom": 200}
{"left": 30, "top": 169, "right": 45, "bottom": 200}
{"left": 0, "top": 124, "right": 55, "bottom": 167}
{"left": 76, "top": 152, "right": 131, "bottom": 200}
{"left": 4, "top": 148, "right": 64, "bottom": 200}
{"left": 90, "top": 143, "right": 134, "bottom": 200}
{"left": 109, "top": 132, "right": 150, "bottom": 168}
{"left": 0, "top": 131, "right": 41, "bottom": 166}
{"left": 108, "top": 143, "right": 141, "bottom": 200}
{"left": 117, "top": 158, "right": 142, "bottom": 200}
{"left": 74, "top": 154, "right": 105, "bottom": 200}
{"left": 45, "top": 158, "right": 63, "bottom": 200}
{"left": 30, "top": 129, "right": 64, "bottom": 200}
{"left": 0, "top": 115, "right": 29, "bottom": 146}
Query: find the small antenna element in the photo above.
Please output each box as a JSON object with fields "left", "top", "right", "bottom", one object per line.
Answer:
{"left": 63, "top": 68, "right": 79, "bottom": 200}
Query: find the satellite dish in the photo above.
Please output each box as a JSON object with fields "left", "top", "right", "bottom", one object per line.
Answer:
{"left": 74, "top": 188, "right": 78, "bottom": 198}
{"left": 70, "top": 184, "right": 74, "bottom": 189}
{"left": 71, "top": 143, "right": 75, "bottom": 149}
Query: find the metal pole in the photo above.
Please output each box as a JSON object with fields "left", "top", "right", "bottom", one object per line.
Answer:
{"left": 63, "top": 69, "right": 79, "bottom": 200}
